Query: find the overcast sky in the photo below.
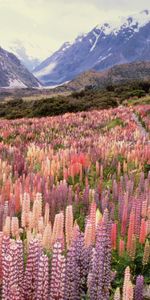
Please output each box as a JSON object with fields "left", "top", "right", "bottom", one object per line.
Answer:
{"left": 0, "top": 0, "right": 149, "bottom": 59}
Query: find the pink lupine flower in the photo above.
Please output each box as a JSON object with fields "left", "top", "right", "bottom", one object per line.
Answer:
{"left": 122, "top": 267, "right": 133, "bottom": 300}
{"left": 65, "top": 205, "right": 73, "bottom": 249}
{"left": 127, "top": 212, "right": 135, "bottom": 253}
{"left": 111, "top": 223, "right": 117, "bottom": 250}
{"left": 139, "top": 218, "right": 147, "bottom": 244}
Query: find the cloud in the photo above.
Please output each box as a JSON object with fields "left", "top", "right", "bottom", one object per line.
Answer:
{"left": 0, "top": 0, "right": 149, "bottom": 59}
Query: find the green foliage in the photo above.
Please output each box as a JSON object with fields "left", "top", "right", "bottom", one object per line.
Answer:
{"left": 125, "top": 90, "right": 146, "bottom": 99}
{"left": 53, "top": 143, "right": 65, "bottom": 151}
{"left": 103, "top": 164, "right": 117, "bottom": 180}
{"left": 103, "top": 178, "right": 112, "bottom": 190}
{"left": 71, "top": 90, "right": 86, "bottom": 98}
{"left": 117, "top": 154, "right": 125, "bottom": 164}
{"left": 106, "top": 85, "right": 115, "bottom": 92}
{"left": 138, "top": 81, "right": 150, "bottom": 93}
{"left": 73, "top": 202, "right": 86, "bottom": 231}
{"left": 106, "top": 118, "right": 124, "bottom": 130}
{"left": 144, "top": 163, "right": 150, "bottom": 177}
{"left": 111, "top": 240, "right": 150, "bottom": 292}
{"left": 111, "top": 250, "right": 131, "bottom": 288}
{"left": 0, "top": 80, "right": 149, "bottom": 119}
{"left": 33, "top": 163, "right": 41, "bottom": 173}
{"left": 127, "top": 95, "right": 150, "bottom": 106}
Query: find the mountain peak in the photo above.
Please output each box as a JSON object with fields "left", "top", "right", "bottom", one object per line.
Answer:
{"left": 60, "top": 42, "right": 72, "bottom": 51}
{"left": 94, "top": 10, "right": 150, "bottom": 36}
{"left": 122, "top": 9, "right": 150, "bottom": 30}
{"left": 140, "top": 9, "right": 149, "bottom": 15}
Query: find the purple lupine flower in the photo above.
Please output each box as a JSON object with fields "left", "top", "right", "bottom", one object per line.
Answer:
{"left": 23, "top": 239, "right": 41, "bottom": 299}
{"left": 65, "top": 239, "right": 80, "bottom": 300}
{"left": 37, "top": 254, "right": 49, "bottom": 300}
{"left": 75, "top": 232, "right": 89, "bottom": 298}
{"left": 16, "top": 240, "right": 24, "bottom": 298}
{"left": 50, "top": 241, "right": 66, "bottom": 300}
{"left": 135, "top": 275, "right": 144, "bottom": 300}
{"left": 88, "top": 209, "right": 111, "bottom": 300}
{"left": 1, "top": 235, "right": 10, "bottom": 274}
{"left": 2, "top": 254, "right": 20, "bottom": 300}
{"left": 139, "top": 172, "right": 145, "bottom": 193}
{"left": 2, "top": 242, "right": 20, "bottom": 300}
{"left": 65, "top": 227, "right": 93, "bottom": 299}
{"left": 59, "top": 254, "right": 66, "bottom": 299}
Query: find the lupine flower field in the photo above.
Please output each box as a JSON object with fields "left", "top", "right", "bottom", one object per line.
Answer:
{"left": 0, "top": 105, "right": 150, "bottom": 299}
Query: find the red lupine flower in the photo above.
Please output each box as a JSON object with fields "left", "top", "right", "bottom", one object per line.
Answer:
{"left": 119, "top": 239, "right": 125, "bottom": 256}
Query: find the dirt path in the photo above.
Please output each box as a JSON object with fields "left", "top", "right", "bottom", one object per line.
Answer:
{"left": 132, "top": 112, "right": 150, "bottom": 142}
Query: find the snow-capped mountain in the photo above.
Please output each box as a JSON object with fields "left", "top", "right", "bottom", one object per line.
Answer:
{"left": 8, "top": 40, "right": 41, "bottom": 71}
{"left": 0, "top": 46, "right": 41, "bottom": 88}
{"left": 33, "top": 10, "right": 150, "bottom": 86}
{"left": 1, "top": 39, "right": 51, "bottom": 71}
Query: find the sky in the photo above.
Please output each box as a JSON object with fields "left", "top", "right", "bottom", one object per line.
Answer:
{"left": 0, "top": 0, "right": 149, "bottom": 60}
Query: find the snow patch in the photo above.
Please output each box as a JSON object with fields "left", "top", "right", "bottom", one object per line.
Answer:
{"left": 34, "top": 62, "right": 57, "bottom": 78}
{"left": 96, "top": 20, "right": 120, "bottom": 36}
{"left": 98, "top": 53, "right": 112, "bottom": 63}
{"left": 61, "top": 42, "right": 72, "bottom": 52}
{"left": 8, "top": 78, "right": 27, "bottom": 88}
{"left": 90, "top": 31, "right": 100, "bottom": 52}
{"left": 107, "top": 47, "right": 112, "bottom": 52}
{"left": 39, "top": 80, "right": 70, "bottom": 89}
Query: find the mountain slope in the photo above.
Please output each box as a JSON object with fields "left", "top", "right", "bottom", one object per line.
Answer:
{"left": 33, "top": 10, "right": 150, "bottom": 86}
{"left": 0, "top": 46, "right": 41, "bottom": 88}
{"left": 65, "top": 61, "right": 150, "bottom": 91}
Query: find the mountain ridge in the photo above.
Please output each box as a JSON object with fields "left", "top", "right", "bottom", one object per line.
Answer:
{"left": 64, "top": 61, "right": 150, "bottom": 91}
{"left": 0, "top": 46, "right": 41, "bottom": 88}
{"left": 33, "top": 9, "right": 150, "bottom": 86}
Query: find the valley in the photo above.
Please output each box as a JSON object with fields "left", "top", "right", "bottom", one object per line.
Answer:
{"left": 0, "top": 4, "right": 150, "bottom": 300}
